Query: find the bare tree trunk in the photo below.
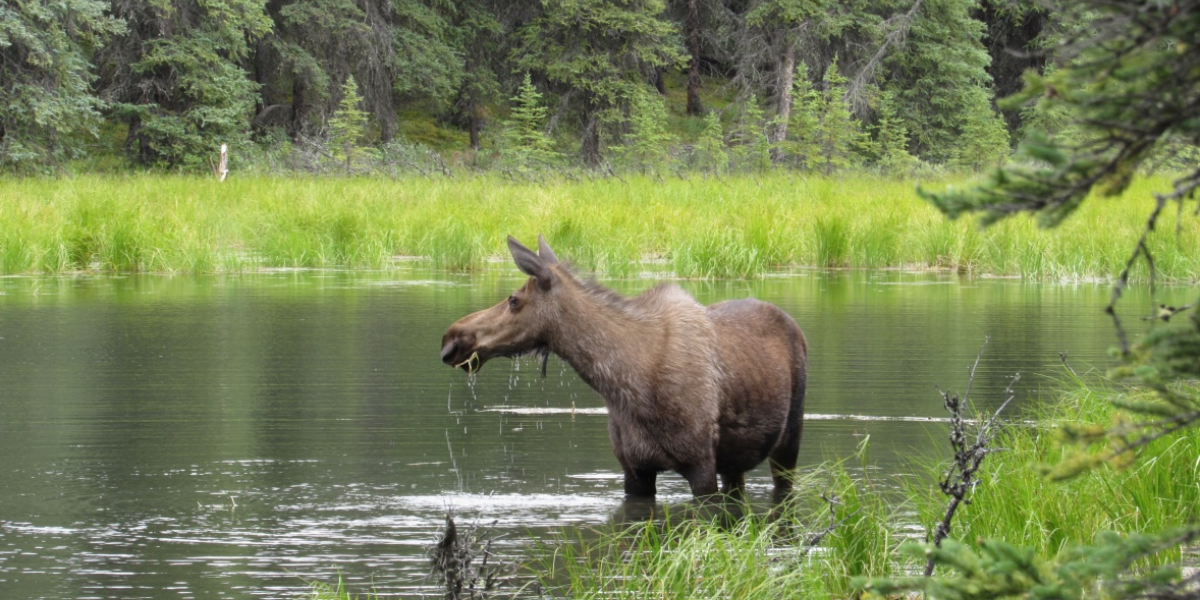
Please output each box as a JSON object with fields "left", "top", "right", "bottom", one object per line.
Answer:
{"left": 685, "top": 0, "right": 703, "bottom": 115}
{"left": 769, "top": 41, "right": 796, "bottom": 161}
{"left": 362, "top": 0, "right": 397, "bottom": 142}
{"left": 581, "top": 109, "right": 601, "bottom": 168}
{"left": 290, "top": 76, "right": 309, "bottom": 138}
{"left": 652, "top": 67, "right": 666, "bottom": 95}
{"left": 468, "top": 109, "right": 481, "bottom": 150}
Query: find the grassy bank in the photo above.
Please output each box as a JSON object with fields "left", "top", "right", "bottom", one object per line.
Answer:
{"left": 522, "top": 375, "right": 1199, "bottom": 599}
{"left": 1, "top": 173, "right": 1196, "bottom": 279}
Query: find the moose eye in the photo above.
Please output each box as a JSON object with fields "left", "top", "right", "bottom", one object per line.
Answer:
{"left": 508, "top": 295, "right": 520, "bottom": 309}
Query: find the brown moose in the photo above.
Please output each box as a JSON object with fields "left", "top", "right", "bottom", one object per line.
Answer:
{"left": 440, "top": 235, "right": 807, "bottom": 501}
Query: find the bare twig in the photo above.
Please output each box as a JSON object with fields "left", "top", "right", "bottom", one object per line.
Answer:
{"left": 1059, "top": 352, "right": 1081, "bottom": 380}
{"left": 926, "top": 338, "right": 1018, "bottom": 576}
{"left": 803, "top": 491, "right": 862, "bottom": 553}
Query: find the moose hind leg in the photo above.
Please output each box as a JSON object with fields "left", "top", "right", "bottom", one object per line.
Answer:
{"left": 720, "top": 472, "right": 746, "bottom": 498}
{"left": 769, "top": 437, "right": 801, "bottom": 501}
{"left": 623, "top": 467, "right": 658, "bottom": 499}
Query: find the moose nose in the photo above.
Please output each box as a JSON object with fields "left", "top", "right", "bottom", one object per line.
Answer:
{"left": 440, "top": 340, "right": 459, "bottom": 366}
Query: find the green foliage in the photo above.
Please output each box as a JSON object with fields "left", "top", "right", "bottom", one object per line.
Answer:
{"left": 498, "top": 73, "right": 560, "bottom": 172}
{"left": 952, "top": 86, "right": 1011, "bottom": 169}
{"left": 392, "top": 0, "right": 463, "bottom": 109}
{"left": 267, "top": 0, "right": 370, "bottom": 134}
{"left": 923, "top": 0, "right": 1200, "bottom": 227}
{"left": 872, "top": 3, "right": 1200, "bottom": 600}
{"left": 2, "top": 173, "right": 1195, "bottom": 279}
{"left": 612, "top": 87, "right": 675, "bottom": 173}
{"left": 887, "top": 0, "right": 1004, "bottom": 163}
{"left": 777, "top": 63, "right": 822, "bottom": 168}
{"left": 534, "top": 457, "right": 896, "bottom": 600}
{"left": 309, "top": 574, "right": 377, "bottom": 600}
{"left": 1046, "top": 314, "right": 1200, "bottom": 481}
{"left": 328, "top": 76, "right": 374, "bottom": 173}
{"left": 862, "top": 529, "right": 1197, "bottom": 600}
{"left": 808, "top": 61, "right": 864, "bottom": 174}
{"left": 514, "top": 0, "right": 684, "bottom": 164}
{"left": 868, "top": 88, "right": 921, "bottom": 175}
{"left": 691, "top": 111, "right": 729, "bottom": 174}
{"left": 113, "top": 0, "right": 272, "bottom": 169}
{"left": 0, "top": 0, "right": 123, "bottom": 169}
{"left": 731, "top": 94, "right": 772, "bottom": 172}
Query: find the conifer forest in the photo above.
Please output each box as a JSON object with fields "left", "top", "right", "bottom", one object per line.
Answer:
{"left": 0, "top": 0, "right": 1108, "bottom": 174}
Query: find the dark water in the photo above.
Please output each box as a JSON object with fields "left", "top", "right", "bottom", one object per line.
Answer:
{"left": 0, "top": 269, "right": 1189, "bottom": 599}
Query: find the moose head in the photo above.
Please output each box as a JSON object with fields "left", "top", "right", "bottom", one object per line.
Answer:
{"left": 440, "top": 235, "right": 561, "bottom": 373}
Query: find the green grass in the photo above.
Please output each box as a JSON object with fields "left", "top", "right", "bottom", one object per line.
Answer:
{"left": 528, "top": 374, "right": 1200, "bottom": 599}
{"left": 910, "top": 375, "right": 1200, "bottom": 564}
{"left": 0, "top": 172, "right": 1196, "bottom": 279}
{"left": 532, "top": 456, "right": 900, "bottom": 600}
{"left": 308, "top": 575, "right": 376, "bottom": 600}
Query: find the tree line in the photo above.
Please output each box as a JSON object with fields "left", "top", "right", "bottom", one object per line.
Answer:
{"left": 1, "top": 0, "right": 1065, "bottom": 173}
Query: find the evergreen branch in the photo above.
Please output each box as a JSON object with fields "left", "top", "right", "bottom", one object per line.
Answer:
{"left": 847, "top": 0, "right": 924, "bottom": 117}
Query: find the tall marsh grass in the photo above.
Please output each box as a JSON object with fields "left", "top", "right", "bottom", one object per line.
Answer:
{"left": 532, "top": 374, "right": 1200, "bottom": 599}
{"left": 911, "top": 374, "right": 1200, "bottom": 564}
{"left": 0, "top": 173, "right": 1196, "bottom": 279}
{"left": 533, "top": 457, "right": 901, "bottom": 600}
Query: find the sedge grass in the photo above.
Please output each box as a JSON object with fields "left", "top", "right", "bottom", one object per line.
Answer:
{"left": 530, "top": 373, "right": 1198, "bottom": 599}
{"left": 532, "top": 455, "right": 903, "bottom": 600}
{"left": 910, "top": 373, "right": 1200, "bottom": 565}
{"left": 0, "top": 172, "right": 1196, "bottom": 279}
{"left": 307, "top": 575, "right": 376, "bottom": 600}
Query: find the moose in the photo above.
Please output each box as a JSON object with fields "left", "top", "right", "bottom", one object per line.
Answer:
{"left": 440, "top": 235, "right": 807, "bottom": 501}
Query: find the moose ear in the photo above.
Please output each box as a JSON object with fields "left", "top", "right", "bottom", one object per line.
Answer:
{"left": 508, "top": 235, "right": 554, "bottom": 290}
{"left": 537, "top": 234, "right": 559, "bottom": 265}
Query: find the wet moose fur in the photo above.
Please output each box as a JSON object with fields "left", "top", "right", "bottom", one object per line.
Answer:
{"left": 440, "top": 236, "right": 807, "bottom": 500}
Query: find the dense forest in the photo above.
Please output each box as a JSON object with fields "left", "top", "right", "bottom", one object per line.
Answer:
{"left": 0, "top": 0, "right": 1132, "bottom": 174}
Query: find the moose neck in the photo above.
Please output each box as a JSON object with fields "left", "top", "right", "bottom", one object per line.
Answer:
{"left": 544, "top": 276, "right": 661, "bottom": 407}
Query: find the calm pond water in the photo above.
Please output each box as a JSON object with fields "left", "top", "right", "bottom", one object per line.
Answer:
{"left": 0, "top": 268, "right": 1189, "bottom": 599}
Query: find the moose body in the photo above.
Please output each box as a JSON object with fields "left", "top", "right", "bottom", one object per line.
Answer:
{"left": 440, "top": 236, "right": 807, "bottom": 499}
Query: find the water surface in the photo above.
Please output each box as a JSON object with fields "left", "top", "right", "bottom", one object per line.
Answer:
{"left": 0, "top": 269, "right": 1187, "bottom": 599}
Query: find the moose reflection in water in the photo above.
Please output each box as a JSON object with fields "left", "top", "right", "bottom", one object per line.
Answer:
{"left": 441, "top": 235, "right": 808, "bottom": 502}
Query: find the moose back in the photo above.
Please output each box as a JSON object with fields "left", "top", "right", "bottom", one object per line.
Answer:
{"left": 440, "top": 235, "right": 807, "bottom": 500}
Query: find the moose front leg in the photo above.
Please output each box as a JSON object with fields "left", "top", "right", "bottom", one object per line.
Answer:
{"left": 678, "top": 462, "right": 719, "bottom": 499}
{"left": 623, "top": 466, "right": 658, "bottom": 498}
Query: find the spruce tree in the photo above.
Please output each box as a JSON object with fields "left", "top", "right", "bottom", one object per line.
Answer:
{"left": 808, "top": 61, "right": 864, "bottom": 174}
{"left": 329, "top": 76, "right": 371, "bottom": 174}
{"left": 871, "top": 89, "right": 920, "bottom": 175}
{"left": 0, "top": 0, "right": 123, "bottom": 168}
{"left": 256, "top": 0, "right": 372, "bottom": 139}
{"left": 692, "top": 111, "right": 729, "bottom": 174}
{"left": 616, "top": 88, "right": 675, "bottom": 174}
{"left": 951, "top": 87, "right": 1011, "bottom": 169}
{"left": 501, "top": 73, "right": 558, "bottom": 171}
{"left": 732, "top": 95, "right": 772, "bottom": 173}
{"left": 101, "top": 0, "right": 272, "bottom": 168}
{"left": 778, "top": 63, "right": 821, "bottom": 169}
{"left": 513, "top": 0, "right": 684, "bottom": 167}
{"left": 886, "top": 0, "right": 1005, "bottom": 163}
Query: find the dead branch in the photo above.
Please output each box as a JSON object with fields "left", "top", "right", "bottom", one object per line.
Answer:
{"left": 430, "top": 514, "right": 506, "bottom": 600}
{"left": 926, "top": 337, "right": 1018, "bottom": 576}
{"left": 847, "top": 0, "right": 925, "bottom": 117}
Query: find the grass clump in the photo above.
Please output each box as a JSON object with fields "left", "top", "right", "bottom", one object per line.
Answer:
{"left": 528, "top": 372, "right": 1199, "bottom": 599}
{"left": 910, "top": 373, "right": 1200, "bottom": 565}
{"left": 308, "top": 575, "right": 376, "bottom": 600}
{"left": 0, "top": 172, "right": 1195, "bottom": 279}
{"left": 533, "top": 455, "right": 901, "bottom": 600}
